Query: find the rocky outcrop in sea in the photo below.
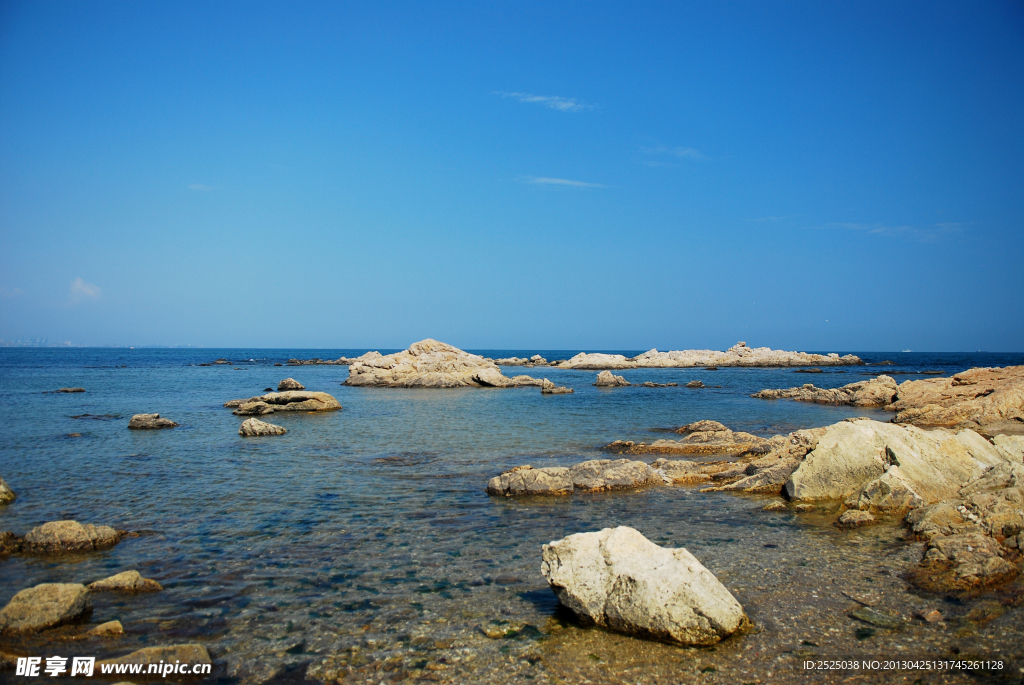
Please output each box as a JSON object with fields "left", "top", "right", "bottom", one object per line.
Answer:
{"left": 344, "top": 339, "right": 542, "bottom": 388}
{"left": 753, "top": 365, "right": 1024, "bottom": 433}
{"left": 555, "top": 341, "right": 862, "bottom": 369}
{"left": 594, "top": 370, "right": 630, "bottom": 387}
{"left": 127, "top": 413, "right": 178, "bottom": 429}
{"left": 486, "top": 460, "right": 663, "bottom": 496}
{"left": 603, "top": 420, "right": 770, "bottom": 457}
{"left": 23, "top": 520, "right": 125, "bottom": 554}
{"left": 0, "top": 476, "right": 14, "bottom": 505}
{"left": 0, "top": 583, "right": 92, "bottom": 634}
{"left": 238, "top": 417, "right": 288, "bottom": 436}
{"left": 224, "top": 390, "right": 341, "bottom": 415}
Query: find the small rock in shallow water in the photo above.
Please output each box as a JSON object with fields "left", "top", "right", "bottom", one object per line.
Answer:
{"left": 88, "top": 571, "right": 162, "bottom": 592}
{"left": 0, "top": 583, "right": 92, "bottom": 633}
{"left": 542, "top": 526, "right": 747, "bottom": 646}
{"left": 57, "top": 387, "right": 85, "bottom": 393}
{"left": 849, "top": 606, "right": 903, "bottom": 630}
{"left": 0, "top": 476, "right": 15, "bottom": 504}
{"left": 0, "top": 532, "right": 22, "bottom": 556}
{"left": 88, "top": 620, "right": 124, "bottom": 636}
{"left": 685, "top": 380, "right": 705, "bottom": 388}
{"left": 24, "top": 520, "right": 123, "bottom": 553}
{"left": 278, "top": 378, "right": 305, "bottom": 391}
{"left": 127, "top": 413, "right": 178, "bottom": 429}
{"left": 239, "top": 418, "right": 287, "bottom": 437}
{"left": 762, "top": 501, "right": 787, "bottom": 512}
{"left": 836, "top": 510, "right": 876, "bottom": 528}
{"left": 794, "top": 504, "right": 816, "bottom": 513}
{"left": 923, "top": 610, "right": 943, "bottom": 623}
{"left": 67, "top": 433, "right": 82, "bottom": 438}
{"left": 98, "top": 644, "right": 212, "bottom": 667}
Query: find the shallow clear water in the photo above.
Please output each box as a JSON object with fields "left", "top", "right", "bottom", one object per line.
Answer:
{"left": 1, "top": 349, "right": 1022, "bottom": 684}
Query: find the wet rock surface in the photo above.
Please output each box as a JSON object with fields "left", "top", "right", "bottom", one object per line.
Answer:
{"left": 127, "top": 413, "right": 178, "bottom": 429}
{"left": 23, "top": 521, "right": 123, "bottom": 554}
{"left": 88, "top": 571, "right": 163, "bottom": 593}
{"left": 238, "top": 417, "right": 288, "bottom": 437}
{"left": 0, "top": 584, "right": 91, "bottom": 633}
{"left": 0, "top": 476, "right": 14, "bottom": 505}
{"left": 98, "top": 643, "right": 212, "bottom": 666}
{"left": 541, "top": 526, "right": 748, "bottom": 645}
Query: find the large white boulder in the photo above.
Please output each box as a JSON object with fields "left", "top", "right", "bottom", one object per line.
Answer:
{"left": 785, "top": 419, "right": 1007, "bottom": 512}
{"left": 541, "top": 526, "right": 747, "bottom": 645}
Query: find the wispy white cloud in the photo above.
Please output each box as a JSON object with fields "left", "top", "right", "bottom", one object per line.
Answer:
{"left": 188, "top": 183, "right": 212, "bottom": 192}
{"left": 642, "top": 145, "right": 709, "bottom": 161}
{"left": 827, "top": 222, "right": 968, "bottom": 242}
{"left": 495, "top": 91, "right": 593, "bottom": 112}
{"left": 68, "top": 277, "right": 101, "bottom": 304}
{"left": 525, "top": 176, "right": 605, "bottom": 188}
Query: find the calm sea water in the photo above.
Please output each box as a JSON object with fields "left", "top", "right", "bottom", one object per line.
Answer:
{"left": 1, "top": 349, "right": 1022, "bottom": 684}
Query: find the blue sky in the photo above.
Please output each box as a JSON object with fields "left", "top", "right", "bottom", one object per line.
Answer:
{"left": 1, "top": 1, "right": 1022, "bottom": 350}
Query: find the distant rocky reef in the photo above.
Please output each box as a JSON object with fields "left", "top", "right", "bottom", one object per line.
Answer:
{"left": 290, "top": 340, "right": 862, "bottom": 369}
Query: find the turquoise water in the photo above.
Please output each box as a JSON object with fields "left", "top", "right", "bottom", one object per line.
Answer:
{"left": 1, "top": 349, "right": 1022, "bottom": 684}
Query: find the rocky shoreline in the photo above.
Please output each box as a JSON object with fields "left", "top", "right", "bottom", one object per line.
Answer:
{"left": 754, "top": 364, "right": 1024, "bottom": 434}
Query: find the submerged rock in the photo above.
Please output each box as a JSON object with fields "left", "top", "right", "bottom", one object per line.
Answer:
{"left": 23, "top": 520, "right": 123, "bottom": 553}
{"left": 540, "top": 379, "right": 573, "bottom": 394}
{"left": 594, "top": 370, "right": 630, "bottom": 387}
{"left": 277, "top": 378, "right": 305, "bottom": 391}
{"left": 88, "top": 571, "right": 163, "bottom": 593}
{"left": 344, "top": 339, "right": 537, "bottom": 388}
{"left": 238, "top": 418, "right": 287, "bottom": 437}
{"left": 685, "top": 380, "right": 705, "bottom": 388}
{"left": 127, "top": 413, "right": 178, "bottom": 429}
{"left": 541, "top": 526, "right": 747, "bottom": 645}
{"left": 836, "top": 510, "right": 876, "bottom": 528}
{"left": 225, "top": 390, "right": 341, "bottom": 415}
{"left": 98, "top": 644, "right": 212, "bottom": 668}
{"left": 0, "top": 476, "right": 14, "bottom": 505}
{"left": 0, "top": 532, "right": 23, "bottom": 556}
{"left": 752, "top": 375, "right": 898, "bottom": 407}
{"left": 0, "top": 583, "right": 92, "bottom": 633}
{"left": 57, "top": 387, "right": 85, "bottom": 393}
{"left": 88, "top": 620, "right": 124, "bottom": 636}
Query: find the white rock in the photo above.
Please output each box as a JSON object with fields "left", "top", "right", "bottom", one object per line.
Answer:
{"left": 785, "top": 419, "right": 1005, "bottom": 513}
{"left": 541, "top": 526, "right": 746, "bottom": 645}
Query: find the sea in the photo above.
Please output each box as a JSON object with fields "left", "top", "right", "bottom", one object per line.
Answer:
{"left": 1, "top": 349, "right": 1022, "bottom": 684}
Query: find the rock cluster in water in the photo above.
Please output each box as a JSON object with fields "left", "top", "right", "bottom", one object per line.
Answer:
{"left": 127, "top": 413, "right": 178, "bottom": 429}
{"left": 22, "top": 520, "right": 125, "bottom": 553}
{"left": 555, "top": 341, "right": 861, "bottom": 369}
{"left": 754, "top": 365, "right": 1024, "bottom": 433}
{"left": 225, "top": 390, "right": 341, "bottom": 415}
{"left": 604, "top": 420, "right": 770, "bottom": 457}
{"left": 594, "top": 370, "right": 630, "bottom": 387}
{"left": 541, "top": 526, "right": 748, "bottom": 645}
{"left": 344, "top": 339, "right": 541, "bottom": 388}
{"left": 238, "top": 417, "right": 288, "bottom": 436}
{"left": 486, "top": 460, "right": 662, "bottom": 496}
